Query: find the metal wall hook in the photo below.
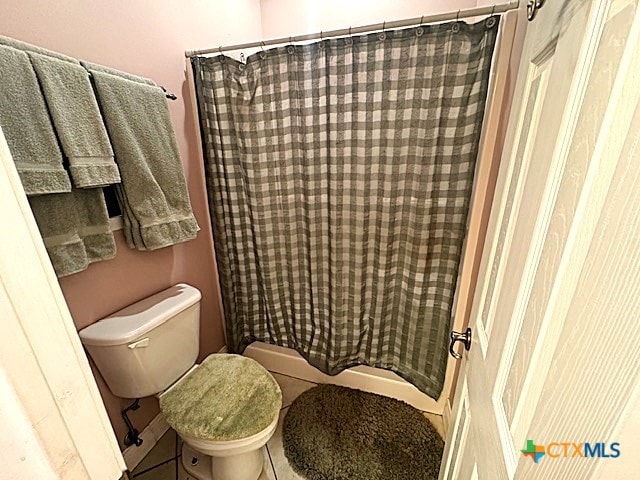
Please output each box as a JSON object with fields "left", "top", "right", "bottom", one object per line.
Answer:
{"left": 449, "top": 327, "right": 472, "bottom": 359}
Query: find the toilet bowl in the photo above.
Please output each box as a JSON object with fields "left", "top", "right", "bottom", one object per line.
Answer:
{"left": 159, "top": 354, "right": 282, "bottom": 480}
{"left": 177, "top": 413, "right": 278, "bottom": 480}
{"left": 78, "top": 284, "right": 282, "bottom": 480}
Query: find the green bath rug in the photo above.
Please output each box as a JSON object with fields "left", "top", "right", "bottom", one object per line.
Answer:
{"left": 283, "top": 384, "right": 444, "bottom": 480}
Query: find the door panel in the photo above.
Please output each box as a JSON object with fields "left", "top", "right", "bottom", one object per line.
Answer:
{"left": 442, "top": 0, "right": 640, "bottom": 478}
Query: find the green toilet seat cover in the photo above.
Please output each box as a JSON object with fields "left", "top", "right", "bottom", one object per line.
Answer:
{"left": 160, "top": 354, "right": 282, "bottom": 442}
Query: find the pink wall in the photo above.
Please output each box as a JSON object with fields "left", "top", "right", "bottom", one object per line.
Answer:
{"left": 259, "top": 0, "right": 477, "bottom": 38}
{"left": 0, "top": 0, "right": 262, "bottom": 450}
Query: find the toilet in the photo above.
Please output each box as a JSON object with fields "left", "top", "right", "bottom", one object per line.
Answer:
{"left": 78, "top": 283, "right": 282, "bottom": 480}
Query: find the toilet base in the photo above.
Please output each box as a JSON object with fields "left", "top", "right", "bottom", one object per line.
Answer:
{"left": 181, "top": 443, "right": 267, "bottom": 480}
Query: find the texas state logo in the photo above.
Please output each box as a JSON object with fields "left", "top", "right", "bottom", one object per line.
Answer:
{"left": 521, "top": 439, "right": 620, "bottom": 464}
{"left": 521, "top": 440, "right": 546, "bottom": 463}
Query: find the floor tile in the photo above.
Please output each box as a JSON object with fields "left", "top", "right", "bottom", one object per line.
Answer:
{"left": 134, "top": 459, "right": 177, "bottom": 480}
{"left": 133, "top": 429, "right": 178, "bottom": 475}
{"left": 271, "top": 372, "right": 317, "bottom": 409}
{"left": 423, "top": 411, "right": 446, "bottom": 440}
{"left": 260, "top": 446, "right": 278, "bottom": 480}
{"left": 267, "top": 407, "right": 306, "bottom": 480}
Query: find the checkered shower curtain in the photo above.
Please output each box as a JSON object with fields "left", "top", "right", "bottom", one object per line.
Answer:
{"left": 192, "top": 17, "right": 499, "bottom": 399}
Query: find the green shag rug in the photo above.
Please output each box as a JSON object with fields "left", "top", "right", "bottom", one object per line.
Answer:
{"left": 283, "top": 384, "right": 444, "bottom": 480}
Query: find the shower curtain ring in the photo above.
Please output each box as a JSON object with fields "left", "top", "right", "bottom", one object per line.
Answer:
{"left": 456, "top": 10, "right": 460, "bottom": 21}
{"left": 491, "top": 4, "right": 496, "bottom": 16}
{"left": 346, "top": 26, "right": 354, "bottom": 46}
{"left": 420, "top": 15, "right": 424, "bottom": 25}
{"left": 260, "top": 41, "right": 266, "bottom": 51}
{"left": 382, "top": 20, "right": 386, "bottom": 31}
{"left": 218, "top": 46, "right": 222, "bottom": 54}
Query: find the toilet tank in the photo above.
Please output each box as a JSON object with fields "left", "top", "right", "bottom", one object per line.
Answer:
{"left": 79, "top": 283, "right": 201, "bottom": 399}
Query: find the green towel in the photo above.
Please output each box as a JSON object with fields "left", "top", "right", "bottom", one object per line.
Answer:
{"left": 0, "top": 35, "right": 76, "bottom": 63}
{"left": 80, "top": 61, "right": 155, "bottom": 86}
{"left": 0, "top": 45, "right": 71, "bottom": 195}
{"left": 28, "top": 53, "right": 120, "bottom": 188}
{"left": 29, "top": 189, "right": 116, "bottom": 277}
{"left": 88, "top": 68, "right": 199, "bottom": 250}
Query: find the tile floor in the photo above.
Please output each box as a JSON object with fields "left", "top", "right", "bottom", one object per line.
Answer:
{"left": 131, "top": 372, "right": 444, "bottom": 479}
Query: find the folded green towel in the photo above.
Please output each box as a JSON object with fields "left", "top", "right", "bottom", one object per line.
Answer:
{"left": 88, "top": 69, "right": 199, "bottom": 250}
{"left": 0, "top": 35, "right": 76, "bottom": 63}
{"left": 80, "top": 61, "right": 155, "bottom": 86}
{"left": 28, "top": 189, "right": 116, "bottom": 277}
{"left": 0, "top": 45, "right": 71, "bottom": 195}
{"left": 28, "top": 53, "right": 121, "bottom": 188}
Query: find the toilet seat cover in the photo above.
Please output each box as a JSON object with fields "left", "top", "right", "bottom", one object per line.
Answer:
{"left": 159, "top": 354, "right": 282, "bottom": 442}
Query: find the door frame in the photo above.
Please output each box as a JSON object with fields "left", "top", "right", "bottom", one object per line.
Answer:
{"left": 444, "top": 8, "right": 521, "bottom": 425}
{"left": 0, "top": 127, "right": 126, "bottom": 479}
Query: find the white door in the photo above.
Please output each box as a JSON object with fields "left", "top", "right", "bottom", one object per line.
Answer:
{"left": 0, "top": 127, "right": 126, "bottom": 479}
{"left": 441, "top": 0, "right": 640, "bottom": 479}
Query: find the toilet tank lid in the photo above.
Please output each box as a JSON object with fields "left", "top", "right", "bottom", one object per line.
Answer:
{"left": 78, "top": 283, "right": 201, "bottom": 347}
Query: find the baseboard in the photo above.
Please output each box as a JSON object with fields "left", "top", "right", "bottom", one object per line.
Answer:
{"left": 218, "top": 345, "right": 228, "bottom": 353}
{"left": 122, "top": 413, "right": 170, "bottom": 471}
{"left": 244, "top": 342, "right": 445, "bottom": 415}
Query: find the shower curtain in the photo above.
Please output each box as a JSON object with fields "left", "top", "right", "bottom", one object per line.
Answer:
{"left": 192, "top": 17, "right": 499, "bottom": 399}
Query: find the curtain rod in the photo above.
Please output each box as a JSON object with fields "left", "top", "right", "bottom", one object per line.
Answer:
{"left": 185, "top": 1, "right": 519, "bottom": 57}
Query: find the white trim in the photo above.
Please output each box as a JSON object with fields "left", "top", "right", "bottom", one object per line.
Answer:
{"left": 122, "top": 414, "right": 170, "bottom": 471}
{"left": 439, "top": 377, "right": 469, "bottom": 480}
{"left": 445, "top": 9, "right": 518, "bottom": 404}
{"left": 244, "top": 342, "right": 441, "bottom": 413}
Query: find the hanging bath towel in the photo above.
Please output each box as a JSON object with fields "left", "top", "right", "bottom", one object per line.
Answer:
{"left": 0, "top": 35, "right": 121, "bottom": 189}
{"left": 28, "top": 189, "right": 116, "bottom": 277}
{"left": 87, "top": 67, "right": 199, "bottom": 250}
{"left": 0, "top": 44, "right": 71, "bottom": 195}
{"left": 28, "top": 52, "right": 120, "bottom": 188}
